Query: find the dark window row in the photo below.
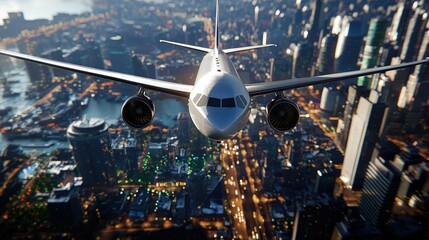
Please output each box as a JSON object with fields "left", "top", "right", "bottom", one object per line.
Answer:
{"left": 193, "top": 94, "right": 247, "bottom": 108}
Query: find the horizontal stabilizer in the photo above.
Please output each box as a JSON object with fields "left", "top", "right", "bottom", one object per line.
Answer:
{"left": 224, "top": 44, "right": 276, "bottom": 54}
{"left": 160, "top": 40, "right": 211, "bottom": 53}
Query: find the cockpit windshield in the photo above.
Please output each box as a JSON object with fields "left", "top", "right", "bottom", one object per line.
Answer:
{"left": 193, "top": 94, "right": 247, "bottom": 108}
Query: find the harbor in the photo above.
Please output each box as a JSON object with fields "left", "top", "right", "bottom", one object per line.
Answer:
{"left": 0, "top": 68, "right": 187, "bottom": 153}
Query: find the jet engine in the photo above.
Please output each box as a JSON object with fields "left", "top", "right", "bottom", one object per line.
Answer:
{"left": 266, "top": 96, "right": 300, "bottom": 131}
{"left": 121, "top": 93, "right": 155, "bottom": 129}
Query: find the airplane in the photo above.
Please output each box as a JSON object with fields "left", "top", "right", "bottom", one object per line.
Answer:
{"left": 0, "top": 0, "right": 428, "bottom": 140}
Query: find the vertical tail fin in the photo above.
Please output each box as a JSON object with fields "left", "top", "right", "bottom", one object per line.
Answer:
{"left": 214, "top": 0, "right": 220, "bottom": 51}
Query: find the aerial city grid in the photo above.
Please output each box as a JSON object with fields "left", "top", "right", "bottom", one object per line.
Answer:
{"left": 0, "top": 0, "right": 428, "bottom": 239}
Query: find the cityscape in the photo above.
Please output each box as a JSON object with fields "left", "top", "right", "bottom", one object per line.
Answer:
{"left": 0, "top": 0, "right": 428, "bottom": 239}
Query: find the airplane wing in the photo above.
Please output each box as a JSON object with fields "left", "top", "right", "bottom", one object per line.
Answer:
{"left": 0, "top": 49, "right": 193, "bottom": 98}
{"left": 245, "top": 58, "right": 429, "bottom": 96}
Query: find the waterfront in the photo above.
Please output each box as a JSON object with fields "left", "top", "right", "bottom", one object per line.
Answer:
{"left": 0, "top": 70, "right": 188, "bottom": 153}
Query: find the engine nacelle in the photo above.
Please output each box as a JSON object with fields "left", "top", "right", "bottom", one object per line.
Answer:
{"left": 266, "top": 97, "right": 300, "bottom": 132}
{"left": 121, "top": 94, "right": 155, "bottom": 129}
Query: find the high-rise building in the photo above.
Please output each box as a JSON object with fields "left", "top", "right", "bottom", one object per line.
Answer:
{"left": 105, "top": 35, "right": 137, "bottom": 94}
{"left": 341, "top": 92, "right": 389, "bottom": 190}
{"left": 292, "top": 195, "right": 345, "bottom": 240}
{"left": 177, "top": 112, "right": 191, "bottom": 142}
{"left": 64, "top": 41, "right": 104, "bottom": 70}
{"left": 360, "top": 157, "right": 401, "bottom": 228}
{"left": 2, "top": 12, "right": 26, "bottom": 37}
{"left": 397, "top": 161, "right": 429, "bottom": 205}
{"left": 41, "top": 48, "right": 67, "bottom": 78}
{"left": 292, "top": 42, "right": 313, "bottom": 78}
{"left": 314, "top": 169, "right": 336, "bottom": 197}
{"left": 175, "top": 192, "right": 191, "bottom": 221}
{"left": 85, "top": 40, "right": 104, "bottom": 69}
{"left": 47, "top": 180, "right": 83, "bottom": 226}
{"left": 273, "top": 57, "right": 293, "bottom": 81}
{"left": 336, "top": 86, "right": 369, "bottom": 150}
{"left": 335, "top": 19, "right": 364, "bottom": 73}
{"left": 17, "top": 36, "right": 52, "bottom": 90}
{"left": 132, "top": 53, "right": 145, "bottom": 77}
{"left": 67, "top": 118, "right": 115, "bottom": 188}
{"left": 357, "top": 18, "right": 388, "bottom": 89}
{"left": 112, "top": 137, "right": 138, "bottom": 171}
{"left": 388, "top": 0, "right": 413, "bottom": 46}
{"left": 307, "top": 0, "right": 324, "bottom": 43}
{"left": 320, "top": 87, "right": 336, "bottom": 112}
{"left": 332, "top": 208, "right": 381, "bottom": 240}
{"left": 316, "top": 34, "right": 338, "bottom": 75}
{"left": 400, "top": 8, "right": 428, "bottom": 63}
{"left": 105, "top": 35, "right": 133, "bottom": 74}
{"left": 403, "top": 30, "right": 429, "bottom": 130}
{"left": 391, "top": 146, "right": 424, "bottom": 172}
{"left": 370, "top": 140, "right": 400, "bottom": 163}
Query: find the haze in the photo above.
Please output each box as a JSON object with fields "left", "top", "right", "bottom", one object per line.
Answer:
{"left": 0, "top": 0, "right": 92, "bottom": 25}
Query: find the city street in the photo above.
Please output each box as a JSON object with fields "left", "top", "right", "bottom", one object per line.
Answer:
{"left": 221, "top": 139, "right": 273, "bottom": 240}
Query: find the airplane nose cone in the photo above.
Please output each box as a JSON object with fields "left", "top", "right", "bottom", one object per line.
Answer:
{"left": 208, "top": 109, "right": 237, "bottom": 129}
{"left": 205, "top": 108, "right": 243, "bottom": 140}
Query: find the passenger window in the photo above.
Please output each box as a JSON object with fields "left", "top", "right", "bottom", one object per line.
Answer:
{"left": 207, "top": 97, "right": 221, "bottom": 107}
{"left": 196, "top": 94, "right": 208, "bottom": 106}
{"left": 222, "top": 98, "right": 235, "bottom": 107}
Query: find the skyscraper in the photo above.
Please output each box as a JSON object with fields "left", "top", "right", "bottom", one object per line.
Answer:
{"left": 370, "top": 140, "right": 400, "bottom": 163}
{"left": 105, "top": 35, "right": 133, "bottom": 74}
{"left": 314, "top": 169, "right": 336, "bottom": 197}
{"left": 391, "top": 146, "right": 424, "bottom": 172}
{"left": 332, "top": 208, "right": 381, "bottom": 240}
{"left": 388, "top": 0, "right": 413, "bottom": 46}
{"left": 63, "top": 41, "right": 104, "bottom": 70}
{"left": 292, "top": 42, "right": 313, "bottom": 78}
{"left": 360, "top": 157, "right": 401, "bottom": 228}
{"left": 47, "top": 181, "right": 83, "bottom": 226}
{"left": 105, "top": 35, "right": 137, "bottom": 94}
{"left": 316, "top": 33, "right": 338, "bottom": 75}
{"left": 336, "top": 86, "right": 369, "bottom": 150}
{"left": 341, "top": 92, "right": 389, "bottom": 190}
{"left": 84, "top": 40, "right": 105, "bottom": 70}
{"left": 400, "top": 8, "right": 428, "bottom": 63}
{"left": 41, "top": 48, "right": 67, "bottom": 78}
{"left": 307, "top": 0, "right": 324, "bottom": 43}
{"left": 320, "top": 87, "right": 344, "bottom": 116}
{"left": 67, "top": 118, "right": 115, "bottom": 188}
{"left": 2, "top": 12, "right": 26, "bottom": 37}
{"left": 357, "top": 18, "right": 388, "bottom": 89}
{"left": 396, "top": 161, "right": 429, "bottom": 205}
{"left": 335, "top": 19, "right": 364, "bottom": 73}
{"left": 17, "top": 36, "right": 52, "bottom": 90}
{"left": 177, "top": 112, "right": 191, "bottom": 142}
{"left": 403, "top": 30, "right": 429, "bottom": 130}
{"left": 112, "top": 136, "right": 138, "bottom": 171}
{"left": 292, "top": 195, "right": 345, "bottom": 240}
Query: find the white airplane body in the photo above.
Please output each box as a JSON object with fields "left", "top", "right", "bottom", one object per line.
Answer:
{"left": 189, "top": 49, "right": 251, "bottom": 140}
{"left": 0, "top": 0, "right": 428, "bottom": 140}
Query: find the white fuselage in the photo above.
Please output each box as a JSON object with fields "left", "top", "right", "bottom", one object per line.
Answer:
{"left": 188, "top": 50, "right": 251, "bottom": 140}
